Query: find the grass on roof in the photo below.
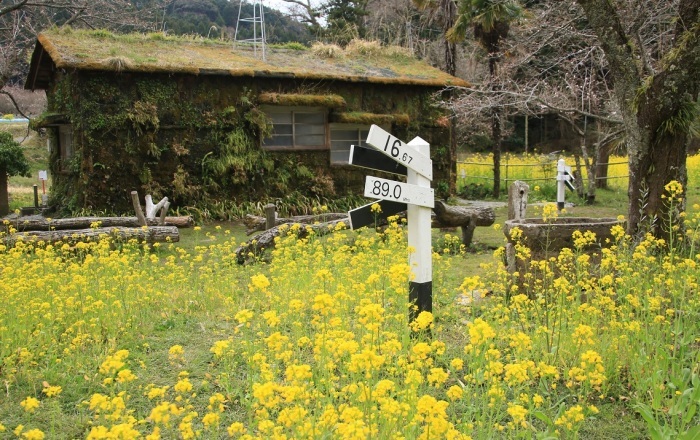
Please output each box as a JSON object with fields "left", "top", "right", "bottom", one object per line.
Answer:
{"left": 38, "top": 28, "right": 468, "bottom": 87}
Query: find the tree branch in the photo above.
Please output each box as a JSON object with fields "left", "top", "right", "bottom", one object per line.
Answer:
{"left": 0, "top": 1, "right": 29, "bottom": 17}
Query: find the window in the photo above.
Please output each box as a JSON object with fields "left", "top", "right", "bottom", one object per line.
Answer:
{"left": 263, "top": 107, "right": 327, "bottom": 150}
{"left": 330, "top": 124, "right": 371, "bottom": 165}
{"left": 58, "top": 125, "right": 73, "bottom": 170}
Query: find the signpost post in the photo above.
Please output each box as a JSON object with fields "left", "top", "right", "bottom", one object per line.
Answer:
{"left": 348, "top": 125, "right": 434, "bottom": 324}
{"left": 556, "top": 159, "right": 575, "bottom": 211}
{"left": 38, "top": 170, "right": 48, "bottom": 207}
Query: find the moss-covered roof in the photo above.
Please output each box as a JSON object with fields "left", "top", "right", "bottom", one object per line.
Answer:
{"left": 27, "top": 28, "right": 469, "bottom": 89}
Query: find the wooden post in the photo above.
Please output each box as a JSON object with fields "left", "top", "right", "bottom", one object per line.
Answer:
{"left": 407, "top": 137, "right": 433, "bottom": 323}
{"left": 159, "top": 201, "right": 171, "bottom": 226}
{"left": 264, "top": 203, "right": 276, "bottom": 230}
{"left": 507, "top": 180, "right": 529, "bottom": 221}
{"left": 557, "top": 158, "right": 566, "bottom": 211}
{"left": 506, "top": 181, "right": 528, "bottom": 274}
{"left": 145, "top": 194, "right": 169, "bottom": 219}
{"left": 130, "top": 191, "right": 147, "bottom": 226}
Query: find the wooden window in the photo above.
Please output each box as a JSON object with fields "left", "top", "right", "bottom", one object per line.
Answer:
{"left": 263, "top": 107, "right": 327, "bottom": 150}
{"left": 329, "top": 124, "right": 371, "bottom": 165}
{"left": 58, "top": 125, "right": 73, "bottom": 171}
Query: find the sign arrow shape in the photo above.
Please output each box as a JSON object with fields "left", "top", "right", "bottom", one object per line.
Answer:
{"left": 364, "top": 176, "right": 434, "bottom": 208}
{"left": 365, "top": 125, "right": 433, "bottom": 181}
{"left": 349, "top": 145, "right": 407, "bottom": 175}
{"left": 347, "top": 199, "right": 407, "bottom": 230}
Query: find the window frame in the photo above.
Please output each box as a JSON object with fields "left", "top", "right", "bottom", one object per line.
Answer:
{"left": 329, "top": 123, "right": 373, "bottom": 165}
{"left": 58, "top": 125, "right": 74, "bottom": 171}
{"left": 262, "top": 106, "right": 328, "bottom": 151}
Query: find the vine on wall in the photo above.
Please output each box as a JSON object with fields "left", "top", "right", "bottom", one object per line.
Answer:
{"left": 45, "top": 72, "right": 451, "bottom": 214}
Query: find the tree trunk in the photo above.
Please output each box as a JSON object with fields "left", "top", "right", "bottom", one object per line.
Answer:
{"left": 491, "top": 106, "right": 502, "bottom": 198}
{"left": 0, "top": 166, "right": 8, "bottom": 216}
{"left": 489, "top": 55, "right": 502, "bottom": 198}
{"left": 595, "top": 136, "right": 610, "bottom": 189}
{"left": 579, "top": 140, "right": 596, "bottom": 204}
{"left": 576, "top": 0, "right": 699, "bottom": 238}
{"left": 442, "top": 0, "right": 457, "bottom": 76}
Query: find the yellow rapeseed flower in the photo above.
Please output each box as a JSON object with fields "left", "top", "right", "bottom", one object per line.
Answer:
{"left": 22, "top": 428, "right": 46, "bottom": 440}
{"left": 20, "top": 396, "right": 40, "bottom": 413}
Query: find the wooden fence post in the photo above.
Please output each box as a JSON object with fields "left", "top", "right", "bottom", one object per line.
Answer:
{"left": 506, "top": 181, "right": 529, "bottom": 273}
{"left": 264, "top": 204, "right": 276, "bottom": 230}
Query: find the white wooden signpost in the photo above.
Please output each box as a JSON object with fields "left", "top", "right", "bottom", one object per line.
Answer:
{"left": 348, "top": 124, "right": 434, "bottom": 321}
{"left": 556, "top": 158, "right": 575, "bottom": 210}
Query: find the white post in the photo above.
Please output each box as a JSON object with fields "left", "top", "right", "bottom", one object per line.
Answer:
{"left": 556, "top": 158, "right": 566, "bottom": 211}
{"left": 407, "top": 137, "right": 432, "bottom": 321}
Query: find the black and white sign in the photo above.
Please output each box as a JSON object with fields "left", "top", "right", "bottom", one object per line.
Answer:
{"left": 364, "top": 176, "right": 435, "bottom": 208}
{"left": 349, "top": 145, "right": 407, "bottom": 176}
{"left": 348, "top": 200, "right": 407, "bottom": 230}
{"left": 366, "top": 125, "right": 433, "bottom": 181}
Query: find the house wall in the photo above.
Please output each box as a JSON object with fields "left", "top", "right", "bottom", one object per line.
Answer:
{"left": 45, "top": 70, "right": 452, "bottom": 214}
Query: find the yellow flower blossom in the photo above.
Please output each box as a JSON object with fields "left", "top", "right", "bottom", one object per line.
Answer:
{"left": 20, "top": 397, "right": 40, "bottom": 413}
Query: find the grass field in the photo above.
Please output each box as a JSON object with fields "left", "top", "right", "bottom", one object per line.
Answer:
{"left": 1, "top": 125, "right": 700, "bottom": 439}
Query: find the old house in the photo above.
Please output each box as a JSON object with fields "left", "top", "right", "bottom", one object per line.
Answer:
{"left": 25, "top": 28, "right": 467, "bottom": 213}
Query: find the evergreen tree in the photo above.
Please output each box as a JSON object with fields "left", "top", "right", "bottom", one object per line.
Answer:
{"left": 324, "top": 0, "right": 369, "bottom": 45}
{"left": 0, "top": 131, "right": 30, "bottom": 216}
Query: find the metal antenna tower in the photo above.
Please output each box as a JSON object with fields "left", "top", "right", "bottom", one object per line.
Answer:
{"left": 234, "top": 0, "right": 267, "bottom": 61}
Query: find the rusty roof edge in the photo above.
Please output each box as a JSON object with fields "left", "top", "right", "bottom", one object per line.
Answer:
{"left": 37, "top": 33, "right": 69, "bottom": 69}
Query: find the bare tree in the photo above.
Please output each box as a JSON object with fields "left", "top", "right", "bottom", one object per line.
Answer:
{"left": 277, "top": 0, "right": 324, "bottom": 34}
{"left": 444, "top": 0, "right": 698, "bottom": 235}
{"left": 0, "top": 0, "right": 171, "bottom": 106}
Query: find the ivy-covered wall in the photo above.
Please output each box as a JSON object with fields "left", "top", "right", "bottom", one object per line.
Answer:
{"left": 45, "top": 70, "right": 452, "bottom": 213}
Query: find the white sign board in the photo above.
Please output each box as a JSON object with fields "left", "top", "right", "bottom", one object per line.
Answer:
{"left": 366, "top": 125, "right": 433, "bottom": 181}
{"left": 364, "top": 176, "right": 434, "bottom": 208}
{"left": 38, "top": 170, "right": 48, "bottom": 180}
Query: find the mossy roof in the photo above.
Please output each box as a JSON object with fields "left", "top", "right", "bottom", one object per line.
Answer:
{"left": 26, "top": 28, "right": 469, "bottom": 89}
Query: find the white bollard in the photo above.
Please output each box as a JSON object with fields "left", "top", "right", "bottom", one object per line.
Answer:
{"left": 407, "top": 137, "right": 433, "bottom": 321}
{"left": 556, "top": 158, "right": 567, "bottom": 211}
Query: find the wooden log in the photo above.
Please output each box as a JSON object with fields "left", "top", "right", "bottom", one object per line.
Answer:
{"left": 3, "top": 226, "right": 179, "bottom": 246}
{"left": 145, "top": 194, "right": 169, "bottom": 220}
{"left": 159, "top": 201, "right": 171, "bottom": 226}
{"left": 432, "top": 200, "right": 495, "bottom": 227}
{"left": 236, "top": 219, "right": 346, "bottom": 264}
{"left": 131, "top": 191, "right": 147, "bottom": 226}
{"left": 7, "top": 216, "right": 194, "bottom": 232}
{"left": 432, "top": 200, "right": 495, "bottom": 247}
{"left": 243, "top": 213, "right": 349, "bottom": 235}
{"left": 238, "top": 201, "right": 496, "bottom": 260}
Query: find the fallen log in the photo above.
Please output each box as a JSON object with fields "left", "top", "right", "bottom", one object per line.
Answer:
{"left": 236, "top": 201, "right": 497, "bottom": 261}
{"left": 432, "top": 200, "right": 495, "bottom": 227}
{"left": 243, "top": 213, "right": 349, "bottom": 235}
{"left": 432, "top": 200, "right": 495, "bottom": 247}
{"left": 235, "top": 219, "right": 346, "bottom": 264}
{"left": 6, "top": 216, "right": 194, "bottom": 232}
{"left": 2, "top": 226, "right": 179, "bottom": 246}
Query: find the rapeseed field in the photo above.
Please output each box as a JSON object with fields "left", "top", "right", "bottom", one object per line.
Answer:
{"left": 1, "top": 185, "right": 699, "bottom": 439}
